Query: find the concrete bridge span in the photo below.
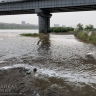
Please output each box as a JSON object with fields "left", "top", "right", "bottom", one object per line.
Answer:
{"left": 0, "top": 0, "right": 96, "bottom": 33}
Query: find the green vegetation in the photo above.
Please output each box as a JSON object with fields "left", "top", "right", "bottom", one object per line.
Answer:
{"left": 75, "top": 23, "right": 94, "bottom": 31}
{"left": 75, "top": 32, "right": 96, "bottom": 44}
{"left": 75, "top": 23, "right": 96, "bottom": 44}
{"left": 85, "top": 24, "right": 94, "bottom": 31}
{"left": 76, "top": 23, "right": 83, "bottom": 31}
{"left": 0, "top": 22, "right": 38, "bottom": 29}
{"left": 50, "top": 27, "right": 74, "bottom": 33}
{"left": 20, "top": 33, "right": 45, "bottom": 37}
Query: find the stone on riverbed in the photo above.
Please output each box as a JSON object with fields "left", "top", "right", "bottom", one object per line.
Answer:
{"left": 26, "top": 70, "right": 31, "bottom": 74}
{"left": 25, "top": 67, "right": 31, "bottom": 74}
{"left": 86, "top": 52, "right": 93, "bottom": 56}
{"left": 33, "top": 68, "right": 37, "bottom": 73}
{"left": 86, "top": 52, "right": 95, "bottom": 59}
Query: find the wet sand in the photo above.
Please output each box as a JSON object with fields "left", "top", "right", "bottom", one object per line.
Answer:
{"left": 0, "top": 67, "right": 96, "bottom": 96}
{"left": 0, "top": 67, "right": 65, "bottom": 96}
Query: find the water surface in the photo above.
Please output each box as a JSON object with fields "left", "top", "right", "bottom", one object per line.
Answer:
{"left": 0, "top": 30, "right": 96, "bottom": 95}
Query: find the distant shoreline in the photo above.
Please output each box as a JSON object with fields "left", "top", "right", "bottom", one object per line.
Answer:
{"left": 0, "top": 28, "right": 38, "bottom": 30}
{"left": 0, "top": 22, "right": 38, "bottom": 29}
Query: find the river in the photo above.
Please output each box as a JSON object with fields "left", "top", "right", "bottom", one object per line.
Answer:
{"left": 0, "top": 29, "right": 96, "bottom": 96}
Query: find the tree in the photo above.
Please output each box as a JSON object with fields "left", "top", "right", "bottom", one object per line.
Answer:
{"left": 85, "top": 24, "right": 94, "bottom": 31}
{"left": 76, "top": 23, "right": 83, "bottom": 31}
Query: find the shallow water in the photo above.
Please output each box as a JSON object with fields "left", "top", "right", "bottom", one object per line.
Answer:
{"left": 0, "top": 30, "right": 96, "bottom": 95}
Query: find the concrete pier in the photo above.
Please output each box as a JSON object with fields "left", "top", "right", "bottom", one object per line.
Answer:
{"left": 38, "top": 12, "right": 52, "bottom": 33}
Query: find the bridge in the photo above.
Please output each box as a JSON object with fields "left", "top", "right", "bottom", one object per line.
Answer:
{"left": 0, "top": 0, "right": 96, "bottom": 33}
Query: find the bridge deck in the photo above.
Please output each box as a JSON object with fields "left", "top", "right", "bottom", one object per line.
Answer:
{"left": 0, "top": 0, "right": 96, "bottom": 15}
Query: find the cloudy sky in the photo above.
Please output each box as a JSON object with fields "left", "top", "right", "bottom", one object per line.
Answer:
{"left": 0, "top": 11, "right": 96, "bottom": 27}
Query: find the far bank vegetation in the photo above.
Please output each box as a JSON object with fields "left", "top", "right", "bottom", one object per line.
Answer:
{"left": 0, "top": 22, "right": 38, "bottom": 29}
{"left": 50, "top": 27, "right": 74, "bottom": 33}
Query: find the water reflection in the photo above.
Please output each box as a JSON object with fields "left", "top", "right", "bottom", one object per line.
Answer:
{"left": 37, "top": 34, "right": 51, "bottom": 56}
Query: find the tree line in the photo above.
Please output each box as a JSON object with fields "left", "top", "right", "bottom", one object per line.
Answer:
{"left": 49, "top": 23, "right": 96, "bottom": 33}
{"left": 76, "top": 23, "right": 95, "bottom": 31}
{"left": 0, "top": 23, "right": 38, "bottom": 29}
{"left": 49, "top": 27, "right": 74, "bottom": 33}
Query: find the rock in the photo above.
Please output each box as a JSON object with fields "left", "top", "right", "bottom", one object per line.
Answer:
{"left": 86, "top": 52, "right": 93, "bottom": 57}
{"left": 85, "top": 52, "right": 95, "bottom": 60}
{"left": 33, "top": 68, "right": 37, "bottom": 73}
{"left": 24, "top": 67, "right": 31, "bottom": 74}
{"left": 86, "top": 52, "right": 93, "bottom": 56}
{"left": 25, "top": 67, "right": 30, "bottom": 71}
{"left": 26, "top": 70, "right": 31, "bottom": 74}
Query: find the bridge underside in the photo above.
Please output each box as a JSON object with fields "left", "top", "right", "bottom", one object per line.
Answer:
{"left": 0, "top": 9, "right": 34, "bottom": 15}
{"left": 44, "top": 4, "right": 96, "bottom": 13}
{"left": 0, "top": 4, "right": 96, "bottom": 15}
{"left": 0, "top": 4, "right": 96, "bottom": 33}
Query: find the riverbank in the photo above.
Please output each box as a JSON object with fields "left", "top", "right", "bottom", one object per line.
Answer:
{"left": 0, "top": 67, "right": 62, "bottom": 96}
{"left": 51, "top": 31, "right": 75, "bottom": 35}
{"left": 20, "top": 33, "right": 45, "bottom": 37}
{"left": 20, "top": 32, "right": 75, "bottom": 37}
{"left": 75, "top": 31, "right": 96, "bottom": 45}
{"left": 0, "top": 66, "right": 96, "bottom": 96}
{"left": 20, "top": 32, "right": 96, "bottom": 45}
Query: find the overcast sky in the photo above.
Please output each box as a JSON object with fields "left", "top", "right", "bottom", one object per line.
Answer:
{"left": 0, "top": 11, "right": 96, "bottom": 27}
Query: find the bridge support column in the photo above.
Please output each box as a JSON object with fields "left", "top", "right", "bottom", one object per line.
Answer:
{"left": 38, "top": 12, "right": 52, "bottom": 33}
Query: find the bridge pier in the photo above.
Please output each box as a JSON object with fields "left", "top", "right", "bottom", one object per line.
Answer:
{"left": 38, "top": 12, "right": 52, "bottom": 33}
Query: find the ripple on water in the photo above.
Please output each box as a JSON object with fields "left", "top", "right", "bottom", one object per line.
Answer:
{"left": 0, "top": 64, "right": 96, "bottom": 85}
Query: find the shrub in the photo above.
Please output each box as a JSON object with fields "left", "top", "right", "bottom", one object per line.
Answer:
{"left": 50, "top": 27, "right": 74, "bottom": 33}
{"left": 75, "top": 31, "right": 96, "bottom": 44}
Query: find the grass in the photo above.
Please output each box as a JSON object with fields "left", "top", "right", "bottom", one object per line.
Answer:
{"left": 20, "top": 33, "right": 45, "bottom": 37}
{"left": 75, "top": 31, "right": 96, "bottom": 44}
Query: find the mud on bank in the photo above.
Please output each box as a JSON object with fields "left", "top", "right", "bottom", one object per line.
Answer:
{"left": 0, "top": 67, "right": 96, "bottom": 96}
